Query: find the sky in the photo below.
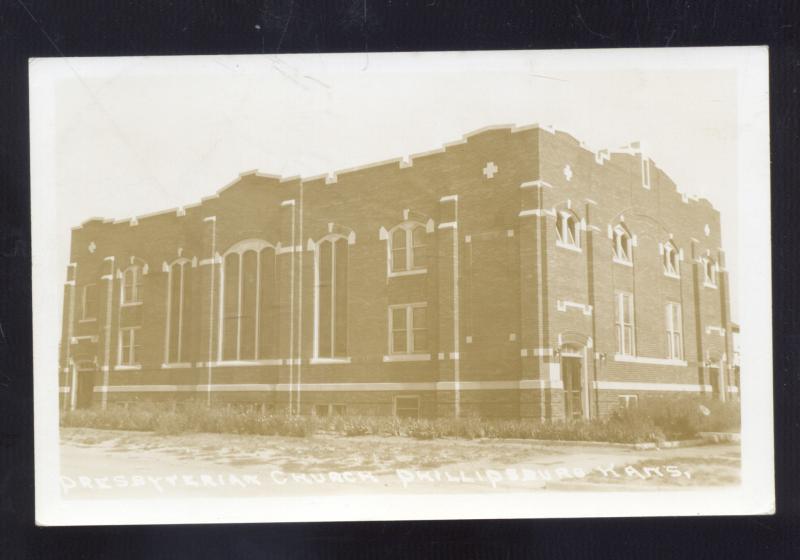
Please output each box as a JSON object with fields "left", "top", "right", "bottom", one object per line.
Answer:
{"left": 49, "top": 50, "right": 740, "bottom": 315}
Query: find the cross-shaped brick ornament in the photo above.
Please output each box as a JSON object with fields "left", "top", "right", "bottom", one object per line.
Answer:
{"left": 483, "top": 161, "right": 498, "bottom": 179}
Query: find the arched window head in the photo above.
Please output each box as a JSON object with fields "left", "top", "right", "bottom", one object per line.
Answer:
{"left": 219, "top": 240, "right": 278, "bottom": 362}
{"left": 612, "top": 225, "right": 633, "bottom": 264}
{"left": 121, "top": 263, "right": 144, "bottom": 305}
{"left": 662, "top": 242, "right": 680, "bottom": 277}
{"left": 703, "top": 257, "right": 718, "bottom": 287}
{"left": 389, "top": 222, "right": 428, "bottom": 275}
{"left": 556, "top": 211, "right": 581, "bottom": 250}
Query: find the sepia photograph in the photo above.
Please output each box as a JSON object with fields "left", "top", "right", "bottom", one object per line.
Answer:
{"left": 30, "top": 48, "right": 773, "bottom": 524}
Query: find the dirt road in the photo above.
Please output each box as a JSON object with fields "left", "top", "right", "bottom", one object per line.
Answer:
{"left": 59, "top": 428, "right": 740, "bottom": 499}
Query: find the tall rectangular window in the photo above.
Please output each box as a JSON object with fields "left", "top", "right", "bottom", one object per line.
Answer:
{"left": 411, "top": 225, "right": 427, "bottom": 269}
{"left": 239, "top": 250, "right": 258, "bottom": 361}
{"left": 666, "top": 302, "right": 683, "bottom": 360}
{"left": 81, "top": 283, "right": 97, "bottom": 320}
{"left": 389, "top": 303, "right": 427, "bottom": 354}
{"left": 391, "top": 228, "right": 407, "bottom": 273}
{"left": 119, "top": 327, "right": 140, "bottom": 365}
{"left": 222, "top": 252, "right": 240, "bottom": 361}
{"left": 166, "top": 262, "right": 191, "bottom": 364}
{"left": 258, "top": 248, "right": 278, "bottom": 359}
{"left": 316, "top": 237, "right": 348, "bottom": 358}
{"left": 615, "top": 291, "right": 635, "bottom": 356}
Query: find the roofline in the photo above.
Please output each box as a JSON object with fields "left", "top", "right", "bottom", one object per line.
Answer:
{"left": 70, "top": 122, "right": 711, "bottom": 227}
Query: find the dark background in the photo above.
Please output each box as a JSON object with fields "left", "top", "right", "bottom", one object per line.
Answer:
{"left": 1, "top": 1, "right": 798, "bottom": 558}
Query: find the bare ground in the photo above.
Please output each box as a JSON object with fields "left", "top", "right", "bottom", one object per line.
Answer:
{"left": 59, "top": 427, "right": 740, "bottom": 499}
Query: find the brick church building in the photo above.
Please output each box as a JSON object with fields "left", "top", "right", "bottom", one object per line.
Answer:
{"left": 59, "top": 124, "right": 738, "bottom": 420}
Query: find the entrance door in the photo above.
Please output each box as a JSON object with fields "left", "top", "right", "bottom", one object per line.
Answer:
{"left": 561, "top": 357, "right": 583, "bottom": 420}
{"left": 75, "top": 369, "right": 96, "bottom": 409}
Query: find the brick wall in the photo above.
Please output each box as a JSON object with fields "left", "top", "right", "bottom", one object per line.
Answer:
{"left": 58, "top": 125, "right": 735, "bottom": 418}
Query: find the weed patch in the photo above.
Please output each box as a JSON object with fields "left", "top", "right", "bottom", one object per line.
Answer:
{"left": 60, "top": 395, "right": 739, "bottom": 443}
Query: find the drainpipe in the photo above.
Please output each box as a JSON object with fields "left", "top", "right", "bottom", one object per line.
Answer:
{"left": 204, "top": 216, "right": 217, "bottom": 407}
{"left": 64, "top": 263, "right": 77, "bottom": 411}
{"left": 452, "top": 198, "right": 461, "bottom": 418}
{"left": 100, "top": 256, "right": 115, "bottom": 410}
{"left": 283, "top": 199, "right": 296, "bottom": 415}
{"left": 296, "top": 183, "right": 304, "bottom": 415}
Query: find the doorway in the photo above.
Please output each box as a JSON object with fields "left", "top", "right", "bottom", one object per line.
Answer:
{"left": 75, "top": 368, "right": 96, "bottom": 409}
{"left": 561, "top": 356, "right": 583, "bottom": 420}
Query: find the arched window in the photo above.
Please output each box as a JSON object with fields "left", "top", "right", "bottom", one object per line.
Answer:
{"left": 315, "top": 235, "right": 349, "bottom": 358}
{"left": 219, "top": 240, "right": 277, "bottom": 362}
{"left": 556, "top": 211, "right": 581, "bottom": 249}
{"left": 121, "top": 264, "right": 143, "bottom": 304}
{"left": 389, "top": 222, "right": 428, "bottom": 275}
{"left": 662, "top": 242, "right": 680, "bottom": 277}
{"left": 165, "top": 259, "right": 191, "bottom": 364}
{"left": 612, "top": 224, "right": 633, "bottom": 264}
{"left": 703, "top": 257, "right": 718, "bottom": 287}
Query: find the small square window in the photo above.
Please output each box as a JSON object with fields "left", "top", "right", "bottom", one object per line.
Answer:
{"left": 389, "top": 304, "right": 427, "bottom": 355}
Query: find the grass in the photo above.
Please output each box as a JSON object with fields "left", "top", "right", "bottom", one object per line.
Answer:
{"left": 60, "top": 395, "right": 740, "bottom": 444}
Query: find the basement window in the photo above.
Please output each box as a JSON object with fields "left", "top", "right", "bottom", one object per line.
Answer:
{"left": 618, "top": 395, "right": 639, "bottom": 409}
{"left": 314, "top": 404, "right": 346, "bottom": 417}
{"left": 394, "top": 396, "right": 420, "bottom": 419}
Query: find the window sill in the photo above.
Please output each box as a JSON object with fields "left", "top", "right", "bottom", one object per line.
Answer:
{"left": 210, "top": 359, "right": 283, "bottom": 367}
{"left": 120, "top": 301, "right": 143, "bottom": 307}
{"left": 388, "top": 268, "right": 427, "bottom": 278}
{"left": 114, "top": 365, "right": 142, "bottom": 371}
{"left": 78, "top": 318, "right": 97, "bottom": 323}
{"left": 612, "top": 257, "right": 633, "bottom": 267}
{"left": 310, "top": 357, "right": 352, "bottom": 365}
{"left": 703, "top": 282, "right": 718, "bottom": 289}
{"left": 613, "top": 354, "right": 688, "bottom": 367}
{"left": 383, "top": 354, "right": 431, "bottom": 362}
{"left": 161, "top": 362, "right": 193, "bottom": 369}
{"left": 663, "top": 271, "right": 680, "bottom": 280}
{"left": 555, "top": 240, "right": 582, "bottom": 253}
